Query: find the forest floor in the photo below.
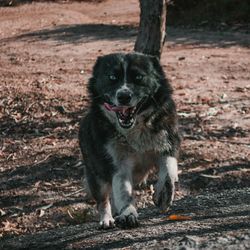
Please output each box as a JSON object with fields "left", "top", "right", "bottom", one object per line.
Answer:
{"left": 0, "top": 0, "right": 249, "bottom": 249}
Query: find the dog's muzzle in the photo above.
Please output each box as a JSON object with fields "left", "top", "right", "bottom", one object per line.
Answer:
{"left": 103, "top": 96, "right": 148, "bottom": 129}
{"left": 116, "top": 89, "right": 132, "bottom": 106}
{"left": 104, "top": 103, "right": 136, "bottom": 129}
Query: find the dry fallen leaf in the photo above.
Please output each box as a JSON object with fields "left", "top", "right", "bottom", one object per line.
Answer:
{"left": 34, "top": 181, "right": 41, "bottom": 188}
{"left": 36, "top": 203, "right": 53, "bottom": 217}
{"left": 200, "top": 174, "right": 222, "bottom": 179}
{"left": 2, "top": 220, "right": 22, "bottom": 234}
{"left": 67, "top": 209, "right": 74, "bottom": 219}
{"left": 39, "top": 210, "right": 45, "bottom": 217}
{"left": 167, "top": 214, "right": 192, "bottom": 221}
{"left": 0, "top": 208, "right": 6, "bottom": 217}
{"left": 39, "top": 203, "right": 53, "bottom": 211}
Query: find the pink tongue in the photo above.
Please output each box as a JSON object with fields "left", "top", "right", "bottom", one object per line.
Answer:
{"left": 104, "top": 102, "right": 129, "bottom": 115}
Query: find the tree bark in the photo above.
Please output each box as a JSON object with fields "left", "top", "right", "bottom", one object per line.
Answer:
{"left": 134, "top": 0, "right": 167, "bottom": 58}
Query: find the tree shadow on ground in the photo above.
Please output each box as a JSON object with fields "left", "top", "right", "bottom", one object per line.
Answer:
{"left": 1, "top": 187, "right": 249, "bottom": 249}
{"left": 0, "top": 109, "right": 83, "bottom": 140}
{"left": 166, "top": 26, "right": 250, "bottom": 48}
{"left": 14, "top": 24, "right": 137, "bottom": 44}
{"left": 0, "top": 0, "right": 105, "bottom": 7}
{"left": 183, "top": 164, "right": 250, "bottom": 192}
{"left": 4, "top": 23, "right": 250, "bottom": 48}
{"left": 0, "top": 155, "right": 82, "bottom": 193}
{"left": 178, "top": 101, "right": 250, "bottom": 143}
{"left": 86, "top": 221, "right": 249, "bottom": 250}
{"left": 0, "top": 153, "right": 85, "bottom": 227}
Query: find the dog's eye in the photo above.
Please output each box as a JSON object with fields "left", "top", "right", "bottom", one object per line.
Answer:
{"left": 109, "top": 75, "right": 117, "bottom": 81}
{"left": 135, "top": 75, "right": 143, "bottom": 80}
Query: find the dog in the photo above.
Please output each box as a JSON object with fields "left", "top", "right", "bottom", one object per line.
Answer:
{"left": 79, "top": 52, "right": 180, "bottom": 229}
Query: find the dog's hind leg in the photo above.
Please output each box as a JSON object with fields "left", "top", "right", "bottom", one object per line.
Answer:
{"left": 112, "top": 170, "right": 139, "bottom": 228}
{"left": 153, "top": 156, "right": 178, "bottom": 211}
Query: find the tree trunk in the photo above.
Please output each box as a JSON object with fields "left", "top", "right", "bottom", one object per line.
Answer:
{"left": 134, "top": 0, "right": 167, "bottom": 58}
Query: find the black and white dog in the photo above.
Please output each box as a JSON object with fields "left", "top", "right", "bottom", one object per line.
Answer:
{"left": 79, "top": 53, "right": 180, "bottom": 229}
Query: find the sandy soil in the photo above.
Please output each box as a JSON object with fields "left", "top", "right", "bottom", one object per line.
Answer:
{"left": 0, "top": 0, "right": 249, "bottom": 249}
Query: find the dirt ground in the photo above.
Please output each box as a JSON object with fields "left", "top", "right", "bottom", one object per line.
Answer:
{"left": 0, "top": 0, "right": 249, "bottom": 249}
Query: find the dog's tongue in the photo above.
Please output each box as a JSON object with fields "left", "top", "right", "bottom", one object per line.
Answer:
{"left": 104, "top": 102, "right": 130, "bottom": 115}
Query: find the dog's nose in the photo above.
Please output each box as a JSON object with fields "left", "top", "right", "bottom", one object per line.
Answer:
{"left": 117, "top": 90, "right": 132, "bottom": 105}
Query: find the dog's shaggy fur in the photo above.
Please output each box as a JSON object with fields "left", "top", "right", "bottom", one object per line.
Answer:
{"left": 79, "top": 53, "right": 180, "bottom": 228}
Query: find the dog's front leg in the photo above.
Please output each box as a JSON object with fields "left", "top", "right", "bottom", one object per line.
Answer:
{"left": 112, "top": 170, "right": 139, "bottom": 228}
{"left": 86, "top": 174, "right": 114, "bottom": 229}
{"left": 153, "top": 156, "right": 178, "bottom": 211}
{"left": 97, "top": 193, "right": 115, "bottom": 229}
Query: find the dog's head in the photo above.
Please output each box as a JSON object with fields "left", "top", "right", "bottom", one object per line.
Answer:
{"left": 88, "top": 53, "right": 171, "bottom": 129}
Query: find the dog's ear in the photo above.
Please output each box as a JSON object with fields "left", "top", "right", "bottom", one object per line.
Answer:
{"left": 148, "top": 55, "right": 173, "bottom": 98}
{"left": 92, "top": 56, "right": 104, "bottom": 79}
{"left": 88, "top": 56, "right": 104, "bottom": 99}
{"left": 148, "top": 55, "right": 164, "bottom": 75}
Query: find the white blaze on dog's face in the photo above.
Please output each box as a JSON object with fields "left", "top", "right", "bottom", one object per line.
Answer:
{"left": 90, "top": 53, "right": 162, "bottom": 129}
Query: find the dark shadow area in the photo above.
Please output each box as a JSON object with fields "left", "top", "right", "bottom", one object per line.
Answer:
{"left": 2, "top": 23, "right": 249, "bottom": 48}
{"left": 167, "top": 0, "right": 250, "bottom": 28}
{"left": 0, "top": 0, "right": 105, "bottom": 7}
{"left": 0, "top": 155, "right": 81, "bottom": 193}
{"left": 166, "top": 27, "right": 250, "bottom": 48}
{"left": 171, "top": 189, "right": 250, "bottom": 214}
{"left": 86, "top": 221, "right": 249, "bottom": 250}
{"left": 0, "top": 90, "right": 87, "bottom": 141}
{"left": 12, "top": 24, "right": 137, "bottom": 44}
{"left": 0, "top": 0, "right": 31, "bottom": 6}
{"left": 178, "top": 100, "right": 250, "bottom": 143}
{"left": 0, "top": 192, "right": 85, "bottom": 216}
{"left": 204, "top": 126, "right": 249, "bottom": 140}
{"left": 177, "top": 109, "right": 250, "bottom": 192}
{"left": 0, "top": 109, "right": 83, "bottom": 141}
{"left": 149, "top": 210, "right": 250, "bottom": 228}
{"left": 193, "top": 210, "right": 250, "bottom": 221}
{"left": 1, "top": 186, "right": 249, "bottom": 249}
{"left": 178, "top": 150, "right": 250, "bottom": 192}
{"left": 138, "top": 187, "right": 250, "bottom": 221}
{"left": 2, "top": 220, "right": 249, "bottom": 249}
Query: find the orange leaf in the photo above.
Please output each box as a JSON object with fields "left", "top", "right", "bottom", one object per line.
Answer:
{"left": 167, "top": 214, "right": 192, "bottom": 221}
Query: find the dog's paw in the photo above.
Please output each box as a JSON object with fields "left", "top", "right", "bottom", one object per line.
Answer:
{"left": 153, "top": 175, "right": 175, "bottom": 211}
{"left": 99, "top": 216, "right": 115, "bottom": 229}
{"left": 115, "top": 213, "right": 139, "bottom": 228}
{"left": 115, "top": 205, "right": 139, "bottom": 228}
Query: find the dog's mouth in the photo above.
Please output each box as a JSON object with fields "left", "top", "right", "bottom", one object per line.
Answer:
{"left": 104, "top": 101, "right": 142, "bottom": 129}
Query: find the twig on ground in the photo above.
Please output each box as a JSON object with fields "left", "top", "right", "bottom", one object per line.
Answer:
{"left": 64, "top": 188, "right": 85, "bottom": 197}
{"left": 33, "top": 154, "right": 53, "bottom": 166}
